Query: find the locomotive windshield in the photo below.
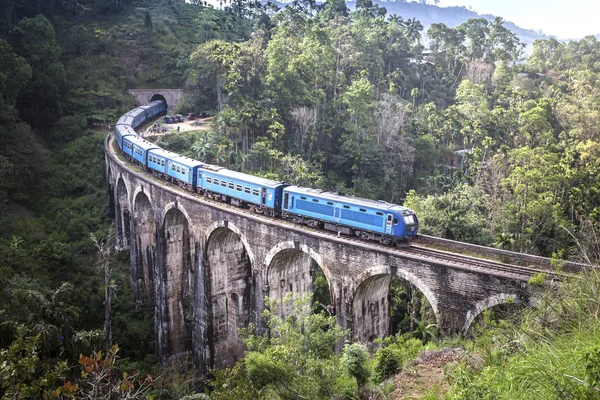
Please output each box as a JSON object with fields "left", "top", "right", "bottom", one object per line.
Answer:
{"left": 403, "top": 214, "right": 416, "bottom": 225}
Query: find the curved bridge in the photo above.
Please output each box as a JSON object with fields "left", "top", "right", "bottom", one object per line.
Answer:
{"left": 105, "top": 136, "right": 535, "bottom": 373}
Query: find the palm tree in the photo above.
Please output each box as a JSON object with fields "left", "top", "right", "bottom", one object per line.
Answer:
{"left": 403, "top": 18, "right": 423, "bottom": 44}
{"left": 411, "top": 318, "right": 437, "bottom": 343}
{"left": 3, "top": 283, "right": 81, "bottom": 354}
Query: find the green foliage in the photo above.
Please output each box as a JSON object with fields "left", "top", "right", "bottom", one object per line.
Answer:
{"left": 211, "top": 295, "right": 350, "bottom": 399}
{"left": 373, "top": 346, "right": 403, "bottom": 383}
{"left": 340, "top": 343, "right": 371, "bottom": 392}
{"left": 528, "top": 272, "right": 546, "bottom": 287}
{"left": 0, "top": 329, "right": 69, "bottom": 399}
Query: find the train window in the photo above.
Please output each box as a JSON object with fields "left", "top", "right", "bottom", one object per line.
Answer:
{"left": 327, "top": 202, "right": 333, "bottom": 205}
{"left": 244, "top": 187, "right": 250, "bottom": 194}
{"left": 376, "top": 212, "right": 383, "bottom": 216}
{"left": 343, "top": 205, "right": 350, "bottom": 209}
{"left": 229, "top": 182, "right": 234, "bottom": 189}
{"left": 393, "top": 218, "right": 399, "bottom": 225}
{"left": 182, "top": 167, "right": 186, "bottom": 174}
{"left": 301, "top": 196, "right": 307, "bottom": 200}
{"left": 252, "top": 189, "right": 259, "bottom": 196}
{"left": 206, "top": 177, "right": 212, "bottom": 183}
{"left": 312, "top": 199, "right": 319, "bottom": 203}
{"left": 359, "top": 208, "right": 366, "bottom": 212}
{"left": 214, "top": 179, "right": 220, "bottom": 185}
{"left": 161, "top": 159, "right": 165, "bottom": 166}
{"left": 236, "top": 184, "right": 242, "bottom": 191}
{"left": 176, "top": 166, "right": 180, "bottom": 173}
{"left": 221, "top": 181, "right": 226, "bottom": 187}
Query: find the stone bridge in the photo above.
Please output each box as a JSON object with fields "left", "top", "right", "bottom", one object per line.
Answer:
{"left": 105, "top": 137, "right": 534, "bottom": 373}
{"left": 128, "top": 89, "right": 184, "bottom": 110}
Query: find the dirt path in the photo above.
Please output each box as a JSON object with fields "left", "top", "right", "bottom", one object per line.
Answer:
{"left": 390, "top": 348, "right": 472, "bottom": 399}
{"left": 140, "top": 117, "right": 212, "bottom": 138}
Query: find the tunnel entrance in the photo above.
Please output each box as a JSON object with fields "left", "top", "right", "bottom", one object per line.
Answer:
{"left": 151, "top": 94, "right": 168, "bottom": 109}
{"left": 205, "top": 227, "right": 253, "bottom": 369}
{"left": 352, "top": 275, "right": 436, "bottom": 344}
{"left": 267, "top": 249, "right": 331, "bottom": 318}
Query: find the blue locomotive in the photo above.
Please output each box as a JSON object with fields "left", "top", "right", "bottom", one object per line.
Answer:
{"left": 113, "top": 100, "right": 418, "bottom": 244}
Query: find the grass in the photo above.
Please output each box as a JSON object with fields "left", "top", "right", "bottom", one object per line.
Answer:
{"left": 438, "top": 262, "right": 600, "bottom": 399}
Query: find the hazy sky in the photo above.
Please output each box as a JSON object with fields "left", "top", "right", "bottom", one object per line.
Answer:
{"left": 436, "top": 0, "right": 598, "bottom": 39}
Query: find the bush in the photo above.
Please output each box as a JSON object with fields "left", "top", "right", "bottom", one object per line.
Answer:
{"left": 373, "top": 346, "right": 403, "bottom": 383}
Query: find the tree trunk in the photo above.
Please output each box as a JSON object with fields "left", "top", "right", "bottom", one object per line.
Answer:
{"left": 104, "top": 256, "right": 112, "bottom": 349}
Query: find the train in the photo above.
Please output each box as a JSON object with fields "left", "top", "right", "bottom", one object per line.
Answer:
{"left": 113, "top": 100, "right": 419, "bottom": 245}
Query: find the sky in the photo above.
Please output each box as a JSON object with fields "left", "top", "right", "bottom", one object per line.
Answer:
{"left": 436, "top": 0, "right": 598, "bottom": 39}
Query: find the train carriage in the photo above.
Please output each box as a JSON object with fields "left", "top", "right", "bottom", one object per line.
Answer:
{"left": 147, "top": 149, "right": 202, "bottom": 189}
{"left": 197, "top": 166, "right": 287, "bottom": 214}
{"left": 122, "top": 136, "right": 159, "bottom": 166}
{"left": 114, "top": 125, "right": 137, "bottom": 151}
{"left": 282, "top": 186, "right": 419, "bottom": 243}
{"left": 147, "top": 148, "right": 174, "bottom": 175}
{"left": 140, "top": 100, "right": 167, "bottom": 119}
{"left": 116, "top": 114, "right": 135, "bottom": 128}
{"left": 127, "top": 107, "right": 147, "bottom": 129}
{"left": 166, "top": 155, "right": 203, "bottom": 189}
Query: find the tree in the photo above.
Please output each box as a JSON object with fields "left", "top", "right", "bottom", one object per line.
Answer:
{"left": 340, "top": 343, "right": 371, "bottom": 396}
{"left": 10, "top": 15, "right": 65, "bottom": 133}
{"left": 91, "top": 228, "right": 115, "bottom": 350}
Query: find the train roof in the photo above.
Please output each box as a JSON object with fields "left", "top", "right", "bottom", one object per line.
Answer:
{"left": 168, "top": 154, "right": 203, "bottom": 168}
{"left": 140, "top": 100, "right": 164, "bottom": 109}
{"left": 148, "top": 148, "right": 180, "bottom": 160}
{"left": 283, "top": 186, "right": 412, "bottom": 212}
{"left": 117, "top": 114, "right": 134, "bottom": 126}
{"left": 127, "top": 107, "right": 146, "bottom": 118}
{"left": 202, "top": 167, "right": 286, "bottom": 188}
{"left": 148, "top": 148, "right": 202, "bottom": 168}
{"left": 115, "top": 124, "right": 137, "bottom": 136}
{"left": 124, "top": 136, "right": 160, "bottom": 151}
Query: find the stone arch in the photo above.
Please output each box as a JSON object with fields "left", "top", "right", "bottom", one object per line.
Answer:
{"left": 160, "top": 206, "right": 194, "bottom": 356}
{"left": 132, "top": 189, "right": 156, "bottom": 304}
{"left": 151, "top": 94, "right": 167, "bottom": 108}
{"left": 352, "top": 265, "right": 440, "bottom": 343}
{"left": 462, "top": 293, "right": 519, "bottom": 335}
{"left": 204, "top": 223, "right": 253, "bottom": 369}
{"left": 265, "top": 241, "right": 333, "bottom": 317}
{"left": 115, "top": 176, "right": 131, "bottom": 250}
{"left": 204, "top": 221, "right": 256, "bottom": 268}
{"left": 352, "top": 274, "right": 391, "bottom": 343}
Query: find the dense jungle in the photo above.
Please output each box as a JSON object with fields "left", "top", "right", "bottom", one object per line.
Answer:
{"left": 1, "top": 0, "right": 600, "bottom": 398}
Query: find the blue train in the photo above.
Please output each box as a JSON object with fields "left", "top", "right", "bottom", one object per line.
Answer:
{"left": 114, "top": 100, "right": 419, "bottom": 244}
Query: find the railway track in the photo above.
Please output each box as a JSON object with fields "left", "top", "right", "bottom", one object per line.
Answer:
{"left": 109, "top": 136, "right": 567, "bottom": 282}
